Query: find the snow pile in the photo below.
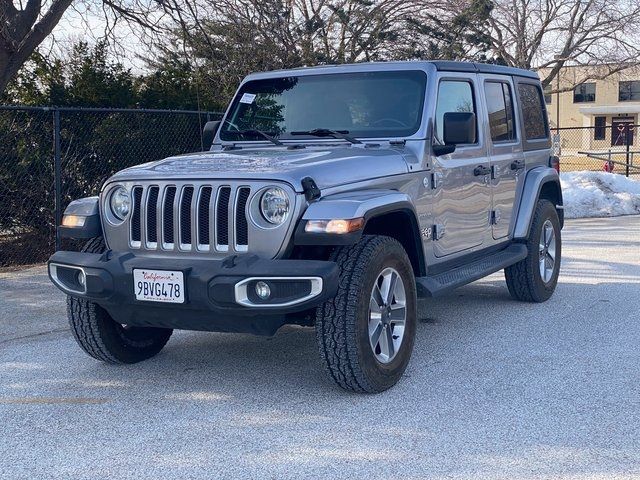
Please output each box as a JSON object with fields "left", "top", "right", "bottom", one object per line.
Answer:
{"left": 560, "top": 171, "right": 640, "bottom": 219}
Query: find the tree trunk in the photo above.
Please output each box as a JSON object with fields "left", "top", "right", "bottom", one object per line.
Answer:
{"left": 0, "top": 0, "right": 74, "bottom": 96}
{"left": 0, "top": 50, "right": 20, "bottom": 94}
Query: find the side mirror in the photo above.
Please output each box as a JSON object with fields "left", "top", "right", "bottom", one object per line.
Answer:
{"left": 202, "top": 120, "right": 221, "bottom": 150}
{"left": 443, "top": 112, "right": 476, "bottom": 145}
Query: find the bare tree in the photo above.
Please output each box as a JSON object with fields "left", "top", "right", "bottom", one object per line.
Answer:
{"left": 0, "top": 0, "right": 76, "bottom": 93}
{"left": 470, "top": 0, "right": 640, "bottom": 90}
{"left": 160, "top": 0, "right": 417, "bottom": 66}
{"left": 0, "top": 0, "right": 184, "bottom": 95}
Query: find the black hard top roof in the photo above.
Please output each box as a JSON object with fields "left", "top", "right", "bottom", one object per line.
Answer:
{"left": 430, "top": 61, "right": 539, "bottom": 79}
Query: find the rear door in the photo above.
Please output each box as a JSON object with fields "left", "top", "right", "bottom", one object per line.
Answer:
{"left": 431, "top": 74, "right": 492, "bottom": 257}
{"left": 480, "top": 75, "right": 523, "bottom": 239}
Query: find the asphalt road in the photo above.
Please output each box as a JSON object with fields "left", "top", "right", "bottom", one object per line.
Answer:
{"left": 1, "top": 216, "right": 639, "bottom": 480}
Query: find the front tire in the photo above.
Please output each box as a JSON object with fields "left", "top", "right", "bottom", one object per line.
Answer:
{"left": 67, "top": 237, "right": 173, "bottom": 364}
{"left": 505, "top": 199, "right": 561, "bottom": 302}
{"left": 315, "top": 235, "right": 417, "bottom": 393}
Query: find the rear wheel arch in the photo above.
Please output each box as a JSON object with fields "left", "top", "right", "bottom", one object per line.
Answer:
{"left": 539, "top": 180, "right": 564, "bottom": 228}
{"left": 514, "top": 168, "right": 564, "bottom": 239}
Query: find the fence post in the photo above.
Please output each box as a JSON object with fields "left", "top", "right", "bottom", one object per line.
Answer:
{"left": 53, "top": 108, "right": 62, "bottom": 250}
{"left": 625, "top": 126, "right": 632, "bottom": 177}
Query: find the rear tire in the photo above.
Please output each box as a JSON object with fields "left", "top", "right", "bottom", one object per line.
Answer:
{"left": 505, "top": 199, "right": 561, "bottom": 302}
{"left": 67, "top": 237, "right": 173, "bottom": 364}
{"left": 315, "top": 235, "right": 417, "bottom": 393}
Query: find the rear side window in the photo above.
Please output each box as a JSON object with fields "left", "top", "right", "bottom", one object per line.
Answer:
{"left": 435, "top": 80, "right": 476, "bottom": 143}
{"left": 518, "top": 84, "right": 548, "bottom": 140}
{"left": 484, "top": 81, "right": 515, "bottom": 142}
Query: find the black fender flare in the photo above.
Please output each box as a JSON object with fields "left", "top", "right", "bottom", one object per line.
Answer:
{"left": 293, "top": 189, "right": 426, "bottom": 274}
{"left": 58, "top": 196, "right": 103, "bottom": 239}
{"left": 513, "top": 167, "right": 564, "bottom": 239}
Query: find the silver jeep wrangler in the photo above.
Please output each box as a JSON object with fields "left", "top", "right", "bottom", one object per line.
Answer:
{"left": 49, "top": 61, "right": 563, "bottom": 393}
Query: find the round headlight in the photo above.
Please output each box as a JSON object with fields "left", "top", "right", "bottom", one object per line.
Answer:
{"left": 109, "top": 187, "right": 130, "bottom": 221}
{"left": 260, "top": 187, "right": 290, "bottom": 225}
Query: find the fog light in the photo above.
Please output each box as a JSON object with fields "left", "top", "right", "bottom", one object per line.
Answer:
{"left": 255, "top": 281, "right": 271, "bottom": 300}
{"left": 76, "top": 270, "right": 86, "bottom": 288}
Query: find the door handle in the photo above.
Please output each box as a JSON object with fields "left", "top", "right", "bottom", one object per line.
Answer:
{"left": 473, "top": 165, "right": 491, "bottom": 176}
{"left": 510, "top": 159, "right": 525, "bottom": 170}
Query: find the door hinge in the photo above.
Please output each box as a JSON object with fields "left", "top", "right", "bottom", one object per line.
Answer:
{"left": 429, "top": 172, "right": 443, "bottom": 189}
{"left": 433, "top": 224, "right": 445, "bottom": 240}
{"left": 422, "top": 172, "right": 442, "bottom": 190}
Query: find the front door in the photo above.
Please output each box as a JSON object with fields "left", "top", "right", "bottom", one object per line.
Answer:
{"left": 612, "top": 118, "right": 634, "bottom": 146}
{"left": 431, "top": 75, "right": 492, "bottom": 257}
{"left": 480, "top": 76, "right": 524, "bottom": 239}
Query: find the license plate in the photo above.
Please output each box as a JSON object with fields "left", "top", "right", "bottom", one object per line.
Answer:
{"left": 133, "top": 269, "right": 185, "bottom": 304}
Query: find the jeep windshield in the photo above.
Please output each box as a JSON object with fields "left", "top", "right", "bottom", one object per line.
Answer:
{"left": 220, "top": 70, "right": 427, "bottom": 142}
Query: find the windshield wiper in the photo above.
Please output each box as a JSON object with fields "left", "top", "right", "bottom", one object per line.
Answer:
{"left": 236, "top": 129, "right": 283, "bottom": 146}
{"left": 291, "top": 128, "right": 362, "bottom": 144}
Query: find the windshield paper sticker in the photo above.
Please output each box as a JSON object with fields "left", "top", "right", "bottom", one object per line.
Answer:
{"left": 239, "top": 93, "right": 256, "bottom": 104}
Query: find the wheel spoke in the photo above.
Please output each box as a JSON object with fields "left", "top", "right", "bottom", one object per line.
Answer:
{"left": 378, "top": 327, "right": 391, "bottom": 358}
{"left": 544, "top": 224, "right": 552, "bottom": 247}
{"left": 385, "top": 272, "right": 398, "bottom": 305}
{"left": 547, "top": 238, "right": 556, "bottom": 260}
{"left": 389, "top": 306, "right": 406, "bottom": 323}
{"left": 385, "top": 327, "right": 395, "bottom": 359}
{"left": 372, "top": 284, "right": 384, "bottom": 309}
{"left": 369, "top": 322, "right": 383, "bottom": 350}
{"left": 546, "top": 228, "right": 555, "bottom": 249}
{"left": 370, "top": 295, "right": 382, "bottom": 314}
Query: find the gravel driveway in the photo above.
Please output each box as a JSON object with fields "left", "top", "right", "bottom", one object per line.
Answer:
{"left": 1, "top": 216, "right": 639, "bottom": 480}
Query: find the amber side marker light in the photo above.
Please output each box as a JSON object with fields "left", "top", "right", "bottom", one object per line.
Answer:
{"left": 61, "top": 215, "right": 86, "bottom": 228}
{"left": 305, "top": 218, "right": 365, "bottom": 234}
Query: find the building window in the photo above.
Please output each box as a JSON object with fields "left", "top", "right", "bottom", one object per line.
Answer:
{"left": 518, "top": 83, "right": 548, "bottom": 140}
{"left": 619, "top": 81, "right": 640, "bottom": 101}
{"left": 484, "top": 82, "right": 515, "bottom": 142}
{"left": 573, "top": 83, "right": 596, "bottom": 103}
{"left": 594, "top": 116, "right": 606, "bottom": 140}
{"left": 543, "top": 85, "right": 552, "bottom": 104}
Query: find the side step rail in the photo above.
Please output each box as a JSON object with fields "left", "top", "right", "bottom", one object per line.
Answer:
{"left": 416, "top": 244, "right": 528, "bottom": 297}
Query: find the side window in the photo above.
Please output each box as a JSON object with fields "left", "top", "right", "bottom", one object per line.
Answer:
{"left": 484, "top": 81, "right": 515, "bottom": 142}
{"left": 518, "top": 83, "right": 548, "bottom": 140}
{"left": 435, "top": 80, "right": 476, "bottom": 143}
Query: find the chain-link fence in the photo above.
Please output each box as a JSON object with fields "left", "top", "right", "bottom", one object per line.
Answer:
{"left": 2, "top": 107, "right": 638, "bottom": 268}
{"left": 554, "top": 124, "right": 640, "bottom": 177}
{"left": 0, "top": 106, "right": 222, "bottom": 268}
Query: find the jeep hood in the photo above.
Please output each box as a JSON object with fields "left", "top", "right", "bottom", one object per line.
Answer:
{"left": 107, "top": 146, "right": 413, "bottom": 192}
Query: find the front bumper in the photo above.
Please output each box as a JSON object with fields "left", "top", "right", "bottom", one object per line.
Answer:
{"left": 48, "top": 251, "right": 339, "bottom": 335}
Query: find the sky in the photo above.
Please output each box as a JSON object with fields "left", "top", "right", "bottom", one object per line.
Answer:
{"left": 44, "top": 2, "right": 154, "bottom": 73}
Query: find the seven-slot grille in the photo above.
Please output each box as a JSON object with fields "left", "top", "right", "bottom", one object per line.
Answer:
{"left": 130, "top": 184, "right": 251, "bottom": 253}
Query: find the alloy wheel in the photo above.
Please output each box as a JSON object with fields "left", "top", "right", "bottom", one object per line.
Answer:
{"left": 368, "top": 267, "right": 407, "bottom": 364}
{"left": 539, "top": 219, "right": 557, "bottom": 283}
